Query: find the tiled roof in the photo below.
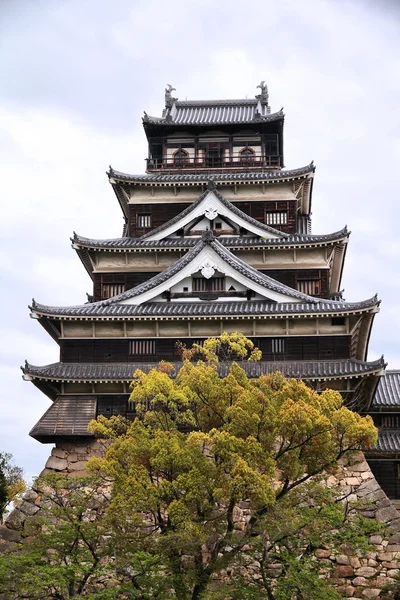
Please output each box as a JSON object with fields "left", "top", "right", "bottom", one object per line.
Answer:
{"left": 140, "top": 184, "right": 288, "bottom": 240}
{"left": 143, "top": 99, "right": 282, "bottom": 126}
{"left": 72, "top": 228, "right": 349, "bottom": 250}
{"left": 374, "top": 430, "right": 400, "bottom": 452}
{"left": 34, "top": 234, "right": 378, "bottom": 318}
{"left": 108, "top": 163, "right": 315, "bottom": 184}
{"left": 29, "top": 396, "right": 97, "bottom": 440}
{"left": 30, "top": 297, "right": 379, "bottom": 319}
{"left": 373, "top": 371, "right": 400, "bottom": 407}
{"left": 22, "top": 358, "right": 386, "bottom": 382}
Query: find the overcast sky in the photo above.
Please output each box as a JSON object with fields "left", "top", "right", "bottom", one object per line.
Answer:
{"left": 0, "top": 0, "right": 399, "bottom": 481}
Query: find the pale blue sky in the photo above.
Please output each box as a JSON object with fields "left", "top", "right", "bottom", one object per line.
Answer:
{"left": 0, "top": 0, "right": 399, "bottom": 480}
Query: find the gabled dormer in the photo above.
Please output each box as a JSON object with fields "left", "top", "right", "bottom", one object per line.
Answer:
{"left": 142, "top": 83, "right": 284, "bottom": 174}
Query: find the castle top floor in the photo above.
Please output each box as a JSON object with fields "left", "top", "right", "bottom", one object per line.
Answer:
{"left": 143, "top": 83, "right": 284, "bottom": 174}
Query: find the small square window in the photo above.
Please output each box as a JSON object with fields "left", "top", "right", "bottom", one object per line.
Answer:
{"left": 215, "top": 222, "right": 222, "bottom": 229}
{"left": 137, "top": 214, "right": 151, "bottom": 228}
{"left": 183, "top": 287, "right": 188, "bottom": 292}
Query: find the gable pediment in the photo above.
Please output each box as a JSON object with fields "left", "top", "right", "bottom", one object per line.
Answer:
{"left": 142, "top": 188, "right": 287, "bottom": 241}
{"left": 115, "top": 236, "right": 317, "bottom": 306}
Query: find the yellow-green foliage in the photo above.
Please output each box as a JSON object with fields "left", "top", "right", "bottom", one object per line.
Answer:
{"left": 85, "top": 334, "right": 378, "bottom": 599}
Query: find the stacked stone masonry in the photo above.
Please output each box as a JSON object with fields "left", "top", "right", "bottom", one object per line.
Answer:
{"left": 0, "top": 445, "right": 399, "bottom": 598}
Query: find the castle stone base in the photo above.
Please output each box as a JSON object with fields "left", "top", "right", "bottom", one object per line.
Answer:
{"left": 1, "top": 443, "right": 399, "bottom": 598}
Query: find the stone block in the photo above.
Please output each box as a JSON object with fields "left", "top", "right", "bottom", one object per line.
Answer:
{"left": 0, "top": 526, "right": 21, "bottom": 542}
{"left": 4, "top": 508, "right": 24, "bottom": 530}
{"left": 67, "top": 453, "right": 78, "bottom": 462}
{"left": 68, "top": 470, "right": 88, "bottom": 478}
{"left": 22, "top": 489, "right": 38, "bottom": 502}
{"left": 375, "top": 506, "right": 400, "bottom": 523}
{"left": 333, "top": 565, "right": 354, "bottom": 578}
{"left": 350, "top": 557, "right": 361, "bottom": 568}
{"left": 18, "top": 501, "right": 40, "bottom": 516}
{"left": 350, "top": 461, "right": 370, "bottom": 473}
{"left": 315, "top": 549, "right": 331, "bottom": 558}
{"left": 376, "top": 498, "right": 392, "bottom": 509}
{"left": 45, "top": 456, "right": 68, "bottom": 471}
{"left": 352, "top": 577, "right": 368, "bottom": 586}
{"left": 385, "top": 544, "right": 400, "bottom": 552}
{"left": 336, "top": 555, "right": 350, "bottom": 565}
{"left": 338, "top": 586, "right": 355, "bottom": 597}
{"left": 361, "top": 590, "right": 381, "bottom": 599}
{"left": 51, "top": 448, "right": 67, "bottom": 459}
{"left": 355, "top": 566, "right": 377, "bottom": 578}
{"left": 370, "top": 535, "right": 383, "bottom": 545}
{"left": 68, "top": 461, "right": 87, "bottom": 471}
{"left": 373, "top": 576, "right": 391, "bottom": 588}
{"left": 346, "top": 477, "right": 362, "bottom": 486}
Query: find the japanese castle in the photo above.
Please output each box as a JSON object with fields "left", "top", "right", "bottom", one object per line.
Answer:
{"left": 23, "top": 83, "right": 400, "bottom": 498}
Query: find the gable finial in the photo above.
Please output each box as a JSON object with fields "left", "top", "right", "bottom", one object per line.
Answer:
{"left": 165, "top": 84, "right": 177, "bottom": 108}
{"left": 202, "top": 229, "right": 215, "bottom": 243}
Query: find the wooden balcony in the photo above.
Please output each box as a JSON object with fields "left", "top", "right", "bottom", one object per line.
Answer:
{"left": 146, "top": 153, "right": 281, "bottom": 173}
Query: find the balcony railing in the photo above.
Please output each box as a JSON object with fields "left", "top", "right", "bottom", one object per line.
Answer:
{"left": 146, "top": 154, "right": 281, "bottom": 173}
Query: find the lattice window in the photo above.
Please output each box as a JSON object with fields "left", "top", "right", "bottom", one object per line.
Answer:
{"left": 297, "top": 279, "right": 320, "bottom": 296}
{"left": 129, "top": 340, "right": 156, "bottom": 355}
{"left": 271, "top": 338, "right": 285, "bottom": 354}
{"left": 137, "top": 214, "right": 151, "bottom": 228}
{"left": 101, "top": 283, "right": 125, "bottom": 299}
{"left": 265, "top": 211, "right": 288, "bottom": 226}
{"left": 193, "top": 277, "right": 225, "bottom": 292}
{"left": 193, "top": 278, "right": 207, "bottom": 292}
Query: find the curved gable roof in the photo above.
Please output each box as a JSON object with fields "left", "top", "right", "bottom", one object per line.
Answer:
{"left": 140, "top": 183, "right": 288, "bottom": 241}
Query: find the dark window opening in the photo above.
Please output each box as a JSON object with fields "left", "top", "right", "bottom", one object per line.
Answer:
{"left": 331, "top": 317, "right": 346, "bottom": 326}
{"left": 173, "top": 149, "right": 189, "bottom": 167}
{"left": 215, "top": 222, "right": 222, "bottom": 229}
{"left": 206, "top": 148, "right": 224, "bottom": 168}
{"left": 240, "top": 147, "right": 255, "bottom": 163}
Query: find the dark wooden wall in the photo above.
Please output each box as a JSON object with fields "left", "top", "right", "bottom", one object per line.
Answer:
{"left": 93, "top": 272, "right": 157, "bottom": 301}
{"left": 233, "top": 200, "right": 297, "bottom": 234}
{"left": 129, "top": 203, "right": 188, "bottom": 237}
{"left": 368, "top": 461, "right": 400, "bottom": 499}
{"left": 61, "top": 335, "right": 351, "bottom": 363}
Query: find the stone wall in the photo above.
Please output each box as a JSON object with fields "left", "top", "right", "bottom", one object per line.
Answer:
{"left": 1, "top": 443, "right": 399, "bottom": 598}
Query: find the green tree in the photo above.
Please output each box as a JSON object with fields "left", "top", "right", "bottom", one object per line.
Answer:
{"left": 86, "top": 337, "right": 377, "bottom": 600}
{"left": 0, "top": 451, "right": 26, "bottom": 523}
{"left": 0, "top": 336, "right": 379, "bottom": 599}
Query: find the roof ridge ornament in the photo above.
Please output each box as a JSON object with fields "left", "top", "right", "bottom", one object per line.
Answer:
{"left": 165, "top": 84, "right": 177, "bottom": 108}
{"left": 207, "top": 179, "right": 217, "bottom": 192}
{"left": 256, "top": 80, "right": 269, "bottom": 111}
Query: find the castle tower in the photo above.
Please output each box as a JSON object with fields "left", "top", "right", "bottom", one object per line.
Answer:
{"left": 23, "top": 83, "right": 396, "bottom": 496}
